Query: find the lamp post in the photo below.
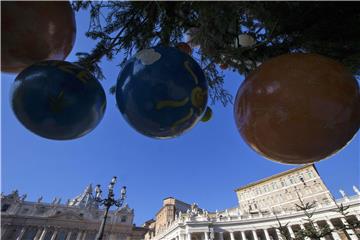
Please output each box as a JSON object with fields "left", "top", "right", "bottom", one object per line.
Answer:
{"left": 94, "top": 176, "right": 126, "bottom": 240}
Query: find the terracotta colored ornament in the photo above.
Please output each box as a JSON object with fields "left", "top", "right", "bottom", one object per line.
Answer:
{"left": 11, "top": 61, "right": 106, "bottom": 140}
{"left": 201, "top": 107, "right": 213, "bottom": 122}
{"left": 1, "top": 1, "right": 76, "bottom": 73}
{"left": 220, "top": 63, "right": 228, "bottom": 70}
{"left": 176, "top": 42, "right": 192, "bottom": 55}
{"left": 116, "top": 46, "right": 208, "bottom": 139}
{"left": 234, "top": 53, "right": 360, "bottom": 164}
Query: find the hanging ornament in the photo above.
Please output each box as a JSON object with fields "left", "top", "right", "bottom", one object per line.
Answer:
{"left": 176, "top": 42, "right": 192, "bottom": 55}
{"left": 220, "top": 63, "right": 229, "bottom": 70}
{"left": 233, "top": 34, "right": 256, "bottom": 48}
{"left": 11, "top": 61, "right": 106, "bottom": 140}
{"left": 234, "top": 53, "right": 360, "bottom": 164}
{"left": 201, "top": 107, "right": 213, "bottom": 122}
{"left": 116, "top": 46, "right": 208, "bottom": 139}
{"left": 1, "top": 1, "right": 76, "bottom": 73}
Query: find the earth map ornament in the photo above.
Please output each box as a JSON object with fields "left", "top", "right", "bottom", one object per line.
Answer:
{"left": 116, "top": 46, "right": 208, "bottom": 139}
{"left": 1, "top": 1, "right": 76, "bottom": 73}
{"left": 11, "top": 60, "right": 106, "bottom": 140}
{"left": 234, "top": 53, "right": 360, "bottom": 164}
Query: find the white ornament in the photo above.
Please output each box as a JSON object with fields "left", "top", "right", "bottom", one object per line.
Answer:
{"left": 235, "top": 34, "right": 256, "bottom": 48}
{"left": 135, "top": 48, "right": 161, "bottom": 65}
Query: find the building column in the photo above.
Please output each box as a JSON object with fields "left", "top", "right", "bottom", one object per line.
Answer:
{"left": 50, "top": 230, "right": 58, "bottom": 240}
{"left": 1, "top": 226, "right": 8, "bottom": 239}
{"left": 326, "top": 220, "right": 341, "bottom": 240}
{"left": 76, "top": 231, "right": 83, "bottom": 240}
{"left": 16, "top": 226, "right": 27, "bottom": 240}
{"left": 263, "top": 229, "right": 270, "bottom": 240}
{"left": 187, "top": 233, "right": 192, "bottom": 240}
{"left": 340, "top": 218, "right": 357, "bottom": 240}
{"left": 312, "top": 222, "right": 325, "bottom": 240}
{"left": 252, "top": 230, "right": 258, "bottom": 240}
{"left": 287, "top": 225, "right": 295, "bottom": 239}
{"left": 241, "top": 231, "right": 246, "bottom": 240}
{"left": 299, "top": 224, "right": 310, "bottom": 240}
{"left": 275, "top": 229, "right": 283, "bottom": 240}
{"left": 34, "top": 228, "right": 44, "bottom": 240}
{"left": 230, "top": 232, "right": 235, "bottom": 240}
{"left": 219, "top": 232, "right": 224, "bottom": 240}
{"left": 38, "top": 228, "right": 49, "bottom": 240}
{"left": 66, "top": 231, "right": 72, "bottom": 240}
{"left": 204, "top": 232, "right": 209, "bottom": 240}
{"left": 81, "top": 231, "right": 87, "bottom": 240}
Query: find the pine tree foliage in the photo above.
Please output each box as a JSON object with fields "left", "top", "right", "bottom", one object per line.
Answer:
{"left": 332, "top": 197, "right": 360, "bottom": 238}
{"left": 72, "top": 1, "right": 360, "bottom": 106}
{"left": 274, "top": 192, "right": 332, "bottom": 240}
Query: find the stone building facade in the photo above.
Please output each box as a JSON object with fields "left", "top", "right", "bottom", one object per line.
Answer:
{"left": 1, "top": 184, "right": 146, "bottom": 240}
{"left": 144, "top": 165, "right": 360, "bottom": 240}
{"left": 235, "top": 164, "right": 332, "bottom": 215}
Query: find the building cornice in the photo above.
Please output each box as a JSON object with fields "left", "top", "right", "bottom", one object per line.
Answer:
{"left": 234, "top": 164, "right": 315, "bottom": 192}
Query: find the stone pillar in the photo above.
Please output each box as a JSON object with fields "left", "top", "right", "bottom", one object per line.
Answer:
{"left": 275, "top": 229, "right": 283, "bottom": 240}
{"left": 263, "top": 229, "right": 270, "bottom": 240}
{"left": 252, "top": 230, "right": 258, "bottom": 240}
{"left": 219, "top": 232, "right": 224, "bottom": 240}
{"left": 230, "top": 232, "right": 235, "bottom": 240}
{"left": 81, "top": 231, "right": 87, "bottom": 240}
{"left": 187, "top": 233, "right": 192, "bottom": 240}
{"left": 1, "top": 226, "right": 8, "bottom": 239}
{"left": 76, "top": 231, "right": 83, "bottom": 240}
{"left": 50, "top": 230, "right": 58, "bottom": 240}
{"left": 325, "top": 220, "right": 341, "bottom": 240}
{"left": 312, "top": 222, "right": 325, "bottom": 240}
{"left": 287, "top": 225, "right": 295, "bottom": 239}
{"left": 38, "top": 228, "right": 48, "bottom": 240}
{"left": 34, "top": 228, "right": 43, "bottom": 240}
{"left": 299, "top": 224, "right": 310, "bottom": 240}
{"left": 241, "top": 231, "right": 246, "bottom": 240}
{"left": 16, "top": 227, "right": 27, "bottom": 240}
{"left": 340, "top": 218, "right": 357, "bottom": 240}
{"left": 204, "top": 232, "right": 209, "bottom": 240}
{"left": 66, "top": 231, "right": 72, "bottom": 240}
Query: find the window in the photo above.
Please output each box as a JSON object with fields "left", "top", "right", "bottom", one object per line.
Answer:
{"left": 121, "top": 216, "right": 127, "bottom": 222}
{"left": 1, "top": 203, "right": 11, "bottom": 212}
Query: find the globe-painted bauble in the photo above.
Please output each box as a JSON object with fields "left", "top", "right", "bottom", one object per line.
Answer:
{"left": 201, "top": 107, "right": 213, "bottom": 122}
{"left": 116, "top": 46, "right": 208, "bottom": 138}
{"left": 11, "top": 61, "right": 106, "bottom": 140}
{"left": 234, "top": 53, "right": 360, "bottom": 164}
{"left": 1, "top": 1, "right": 76, "bottom": 73}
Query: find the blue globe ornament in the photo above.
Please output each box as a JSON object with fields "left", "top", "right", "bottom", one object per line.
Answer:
{"left": 116, "top": 46, "right": 208, "bottom": 138}
{"left": 11, "top": 60, "right": 106, "bottom": 140}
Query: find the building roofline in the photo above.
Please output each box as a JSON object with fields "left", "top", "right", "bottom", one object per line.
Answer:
{"left": 234, "top": 164, "right": 315, "bottom": 192}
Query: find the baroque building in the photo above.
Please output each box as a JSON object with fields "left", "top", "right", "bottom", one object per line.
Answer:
{"left": 1, "top": 184, "right": 146, "bottom": 240}
{"left": 144, "top": 164, "right": 360, "bottom": 240}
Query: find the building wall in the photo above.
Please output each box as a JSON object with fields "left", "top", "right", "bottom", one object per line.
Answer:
{"left": 235, "top": 164, "right": 332, "bottom": 214}
{"left": 1, "top": 189, "right": 146, "bottom": 240}
{"left": 154, "top": 198, "right": 192, "bottom": 235}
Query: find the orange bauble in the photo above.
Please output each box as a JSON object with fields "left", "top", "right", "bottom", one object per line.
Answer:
{"left": 220, "top": 63, "right": 228, "bottom": 70}
{"left": 234, "top": 53, "right": 360, "bottom": 164}
{"left": 1, "top": 1, "right": 76, "bottom": 73}
{"left": 176, "top": 42, "right": 192, "bottom": 55}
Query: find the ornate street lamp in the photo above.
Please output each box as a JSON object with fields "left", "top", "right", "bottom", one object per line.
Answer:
{"left": 95, "top": 176, "right": 127, "bottom": 240}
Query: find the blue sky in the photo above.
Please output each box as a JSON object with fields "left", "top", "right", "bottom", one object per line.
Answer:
{"left": 1, "top": 9, "right": 359, "bottom": 225}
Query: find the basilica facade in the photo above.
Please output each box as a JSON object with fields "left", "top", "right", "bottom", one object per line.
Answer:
{"left": 144, "top": 165, "right": 360, "bottom": 240}
{"left": 1, "top": 184, "right": 146, "bottom": 240}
